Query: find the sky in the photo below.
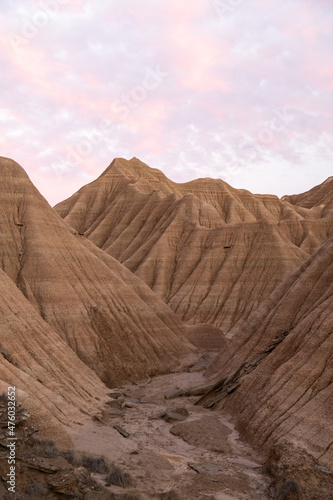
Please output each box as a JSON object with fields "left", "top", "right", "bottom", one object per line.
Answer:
{"left": 0, "top": 0, "right": 332, "bottom": 205}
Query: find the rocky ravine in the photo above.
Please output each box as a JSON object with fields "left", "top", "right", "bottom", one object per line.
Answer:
{"left": 70, "top": 358, "right": 273, "bottom": 500}
{"left": 192, "top": 237, "right": 333, "bottom": 498}
{"left": 198, "top": 236, "right": 333, "bottom": 467}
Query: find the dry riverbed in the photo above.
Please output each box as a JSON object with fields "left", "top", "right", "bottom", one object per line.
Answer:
{"left": 70, "top": 356, "right": 272, "bottom": 499}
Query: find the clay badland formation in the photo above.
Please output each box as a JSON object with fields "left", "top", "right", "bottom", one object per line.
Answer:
{"left": 0, "top": 155, "right": 332, "bottom": 499}
{"left": 56, "top": 158, "right": 333, "bottom": 333}
{"left": 0, "top": 157, "right": 193, "bottom": 431}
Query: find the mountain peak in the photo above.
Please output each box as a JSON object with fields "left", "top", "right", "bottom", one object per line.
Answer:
{"left": 0, "top": 156, "right": 30, "bottom": 179}
{"left": 283, "top": 174, "right": 333, "bottom": 216}
{"left": 55, "top": 158, "right": 333, "bottom": 334}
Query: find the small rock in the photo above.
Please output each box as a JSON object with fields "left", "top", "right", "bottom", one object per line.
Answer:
{"left": 113, "top": 425, "right": 130, "bottom": 438}
{"left": 123, "top": 403, "right": 134, "bottom": 408}
{"left": 107, "top": 408, "right": 124, "bottom": 417}
{"left": 188, "top": 463, "right": 200, "bottom": 474}
{"left": 24, "top": 458, "right": 60, "bottom": 474}
{"left": 148, "top": 411, "right": 167, "bottom": 420}
{"left": 107, "top": 391, "right": 123, "bottom": 399}
{"left": 92, "top": 415, "right": 105, "bottom": 424}
{"left": 164, "top": 389, "right": 184, "bottom": 400}
{"left": 173, "top": 407, "right": 190, "bottom": 417}
{"left": 47, "top": 466, "right": 89, "bottom": 493}
{"left": 107, "top": 400, "right": 123, "bottom": 410}
{"left": 163, "top": 411, "right": 187, "bottom": 423}
{"left": 318, "top": 465, "right": 333, "bottom": 475}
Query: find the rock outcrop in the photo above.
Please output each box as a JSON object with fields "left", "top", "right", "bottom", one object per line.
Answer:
{"left": 55, "top": 157, "right": 333, "bottom": 333}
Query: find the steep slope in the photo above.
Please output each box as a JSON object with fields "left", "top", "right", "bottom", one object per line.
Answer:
{"left": 198, "top": 238, "right": 333, "bottom": 468}
{"left": 55, "top": 157, "right": 333, "bottom": 332}
{"left": 283, "top": 176, "right": 333, "bottom": 217}
{"left": 0, "top": 266, "right": 108, "bottom": 442}
{"left": 0, "top": 157, "right": 193, "bottom": 389}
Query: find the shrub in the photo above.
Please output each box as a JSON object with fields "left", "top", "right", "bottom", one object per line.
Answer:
{"left": 62, "top": 449, "right": 76, "bottom": 464}
{"left": 81, "top": 455, "right": 110, "bottom": 474}
{"left": 275, "top": 480, "right": 300, "bottom": 500}
{"left": 45, "top": 445, "right": 59, "bottom": 458}
{"left": 105, "top": 465, "right": 133, "bottom": 487}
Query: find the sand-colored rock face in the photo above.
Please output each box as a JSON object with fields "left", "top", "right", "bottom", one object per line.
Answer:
{"left": 0, "top": 157, "right": 192, "bottom": 396}
{"left": 200, "top": 237, "right": 333, "bottom": 468}
{"left": 55, "top": 157, "right": 333, "bottom": 332}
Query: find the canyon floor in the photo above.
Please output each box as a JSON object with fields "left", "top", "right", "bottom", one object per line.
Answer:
{"left": 70, "top": 352, "right": 273, "bottom": 499}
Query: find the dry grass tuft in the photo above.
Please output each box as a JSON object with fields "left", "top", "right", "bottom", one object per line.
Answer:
{"left": 105, "top": 464, "right": 133, "bottom": 487}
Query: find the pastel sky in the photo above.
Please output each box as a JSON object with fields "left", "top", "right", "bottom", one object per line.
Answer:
{"left": 0, "top": 0, "right": 332, "bottom": 205}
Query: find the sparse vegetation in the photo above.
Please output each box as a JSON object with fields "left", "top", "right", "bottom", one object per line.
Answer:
{"left": 61, "top": 449, "right": 76, "bottom": 464}
{"left": 105, "top": 464, "right": 133, "bottom": 487}
{"left": 275, "top": 480, "right": 300, "bottom": 500}
{"left": 28, "top": 434, "right": 60, "bottom": 458}
{"left": 41, "top": 438, "right": 55, "bottom": 447}
{"left": 81, "top": 454, "right": 110, "bottom": 474}
{"left": 25, "top": 482, "right": 47, "bottom": 497}
{"left": 45, "top": 445, "right": 59, "bottom": 458}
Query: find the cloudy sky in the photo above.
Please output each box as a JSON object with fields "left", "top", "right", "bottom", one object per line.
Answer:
{"left": 0, "top": 0, "right": 332, "bottom": 205}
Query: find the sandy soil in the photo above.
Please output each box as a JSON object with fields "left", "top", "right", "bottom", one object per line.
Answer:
{"left": 70, "top": 358, "right": 272, "bottom": 499}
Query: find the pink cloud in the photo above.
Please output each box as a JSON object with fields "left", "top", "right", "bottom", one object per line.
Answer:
{"left": 0, "top": 0, "right": 331, "bottom": 204}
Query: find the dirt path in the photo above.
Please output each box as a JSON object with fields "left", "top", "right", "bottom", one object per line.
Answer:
{"left": 70, "top": 362, "right": 272, "bottom": 499}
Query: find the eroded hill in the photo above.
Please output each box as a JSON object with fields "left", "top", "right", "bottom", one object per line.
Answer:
{"left": 0, "top": 157, "right": 195, "bottom": 435}
{"left": 283, "top": 176, "right": 333, "bottom": 216}
{"left": 1, "top": 155, "right": 332, "bottom": 499}
{"left": 55, "top": 157, "right": 333, "bottom": 333}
